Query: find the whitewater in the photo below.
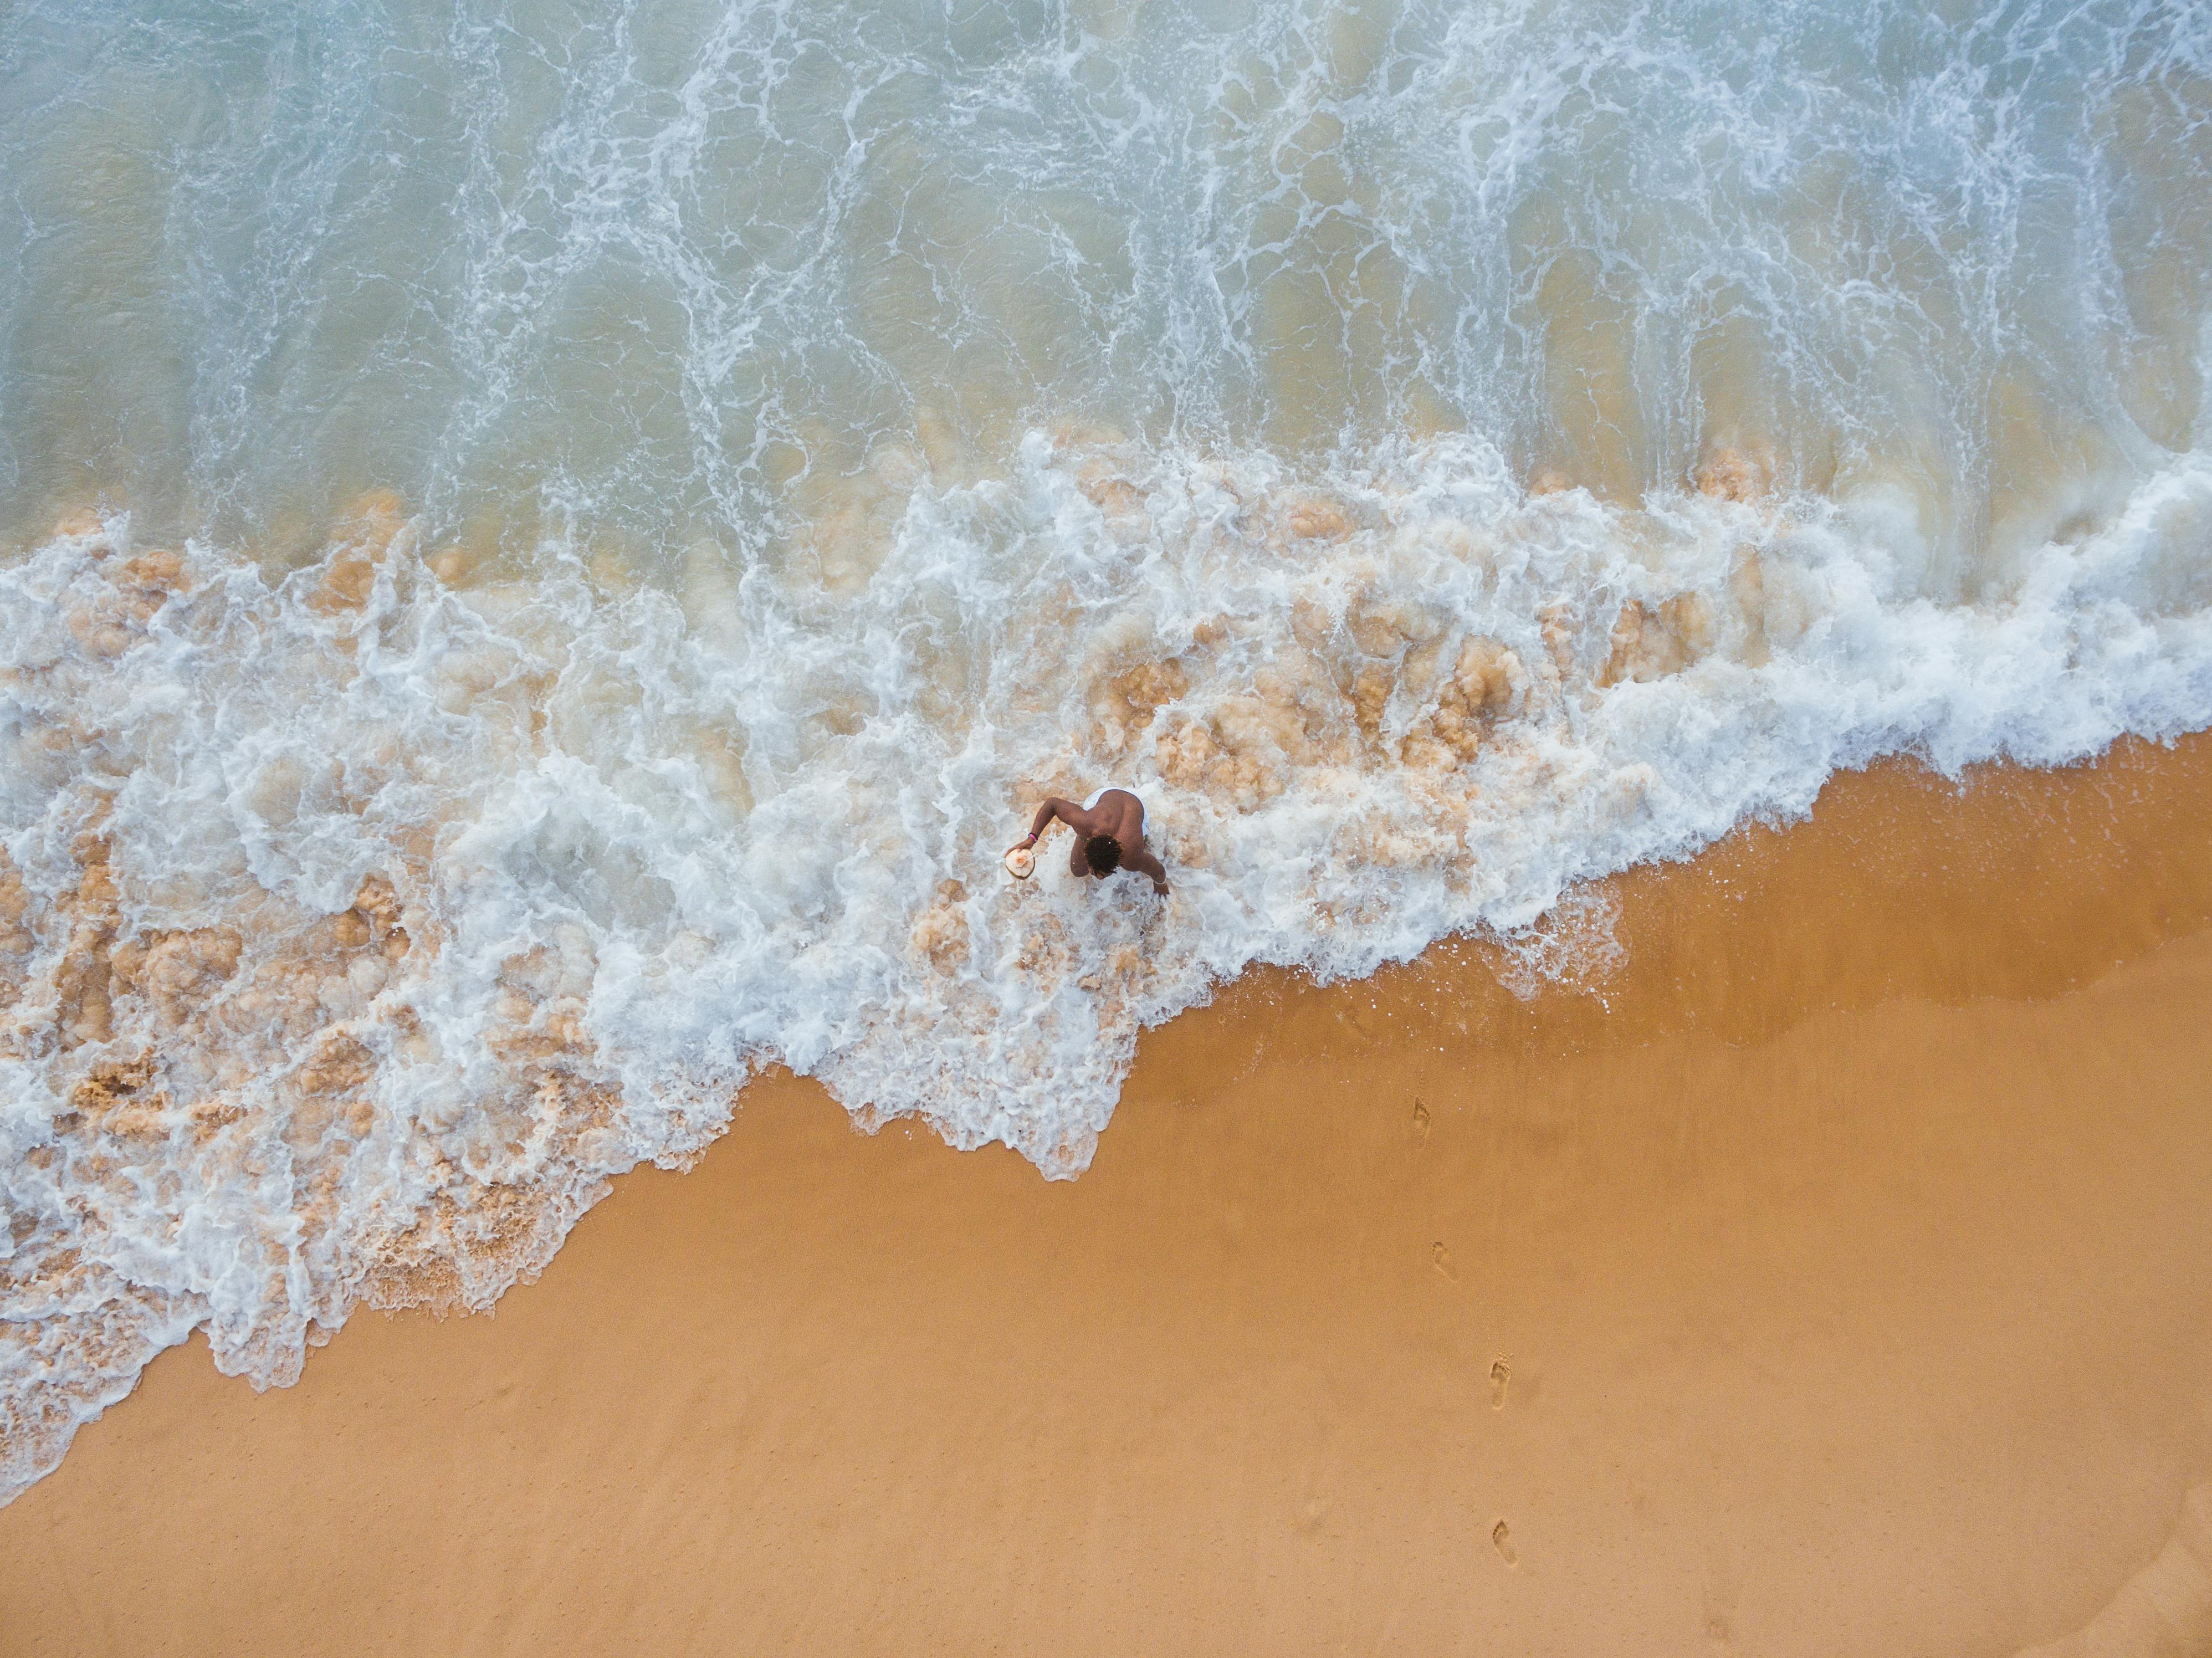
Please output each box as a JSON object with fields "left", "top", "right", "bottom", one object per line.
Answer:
{"left": 3, "top": 0, "right": 2210, "bottom": 1503}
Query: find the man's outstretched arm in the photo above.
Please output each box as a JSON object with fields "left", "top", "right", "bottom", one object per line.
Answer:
{"left": 1129, "top": 851, "right": 1169, "bottom": 895}
{"left": 1020, "top": 798, "right": 1081, "bottom": 847}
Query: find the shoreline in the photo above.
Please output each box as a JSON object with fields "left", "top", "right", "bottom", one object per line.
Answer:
{"left": 6, "top": 737, "right": 2212, "bottom": 1655}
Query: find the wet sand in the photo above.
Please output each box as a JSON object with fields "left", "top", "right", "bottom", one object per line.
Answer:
{"left": 6, "top": 738, "right": 2212, "bottom": 1656}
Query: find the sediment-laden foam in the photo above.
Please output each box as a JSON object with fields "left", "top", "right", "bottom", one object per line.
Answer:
{"left": 6, "top": 433, "right": 2212, "bottom": 1503}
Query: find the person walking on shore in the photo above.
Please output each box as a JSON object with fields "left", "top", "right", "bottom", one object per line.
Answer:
{"left": 1007, "top": 788, "right": 1169, "bottom": 894}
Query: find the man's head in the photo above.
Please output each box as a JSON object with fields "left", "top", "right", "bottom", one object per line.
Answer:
{"left": 1085, "top": 835, "right": 1123, "bottom": 875}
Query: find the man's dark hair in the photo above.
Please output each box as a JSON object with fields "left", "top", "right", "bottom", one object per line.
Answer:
{"left": 1085, "top": 835, "right": 1123, "bottom": 875}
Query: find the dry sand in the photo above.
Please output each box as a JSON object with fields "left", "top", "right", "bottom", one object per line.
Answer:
{"left": 6, "top": 738, "right": 2212, "bottom": 1656}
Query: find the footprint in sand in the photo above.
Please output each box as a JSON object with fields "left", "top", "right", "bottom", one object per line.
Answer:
{"left": 1489, "top": 1358, "right": 1510, "bottom": 1409}
{"left": 1412, "top": 1097, "right": 1430, "bottom": 1139}
{"left": 1492, "top": 1519, "right": 1518, "bottom": 1568}
{"left": 1431, "top": 1241, "right": 1457, "bottom": 1281}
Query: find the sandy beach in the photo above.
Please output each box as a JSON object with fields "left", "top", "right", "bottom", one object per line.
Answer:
{"left": 2, "top": 735, "right": 2209, "bottom": 1655}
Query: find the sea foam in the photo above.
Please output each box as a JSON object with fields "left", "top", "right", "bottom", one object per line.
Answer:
{"left": 6, "top": 431, "right": 2212, "bottom": 1503}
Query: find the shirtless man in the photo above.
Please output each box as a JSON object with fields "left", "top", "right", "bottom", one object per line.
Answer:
{"left": 1010, "top": 787, "right": 1169, "bottom": 895}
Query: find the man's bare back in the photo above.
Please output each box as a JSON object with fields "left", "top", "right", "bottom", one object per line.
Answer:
{"left": 1009, "top": 789, "right": 1169, "bottom": 895}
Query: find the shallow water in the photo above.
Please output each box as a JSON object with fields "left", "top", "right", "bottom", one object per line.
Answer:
{"left": 3, "top": 0, "right": 2211, "bottom": 1503}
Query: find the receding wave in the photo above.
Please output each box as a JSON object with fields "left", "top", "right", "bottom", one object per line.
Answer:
{"left": 8, "top": 436, "right": 2212, "bottom": 1501}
